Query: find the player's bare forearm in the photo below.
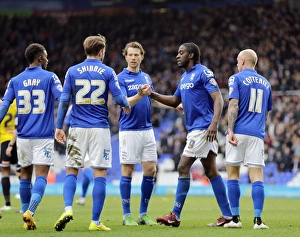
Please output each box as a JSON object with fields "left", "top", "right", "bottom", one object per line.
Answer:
{"left": 150, "top": 92, "right": 181, "bottom": 108}
{"left": 128, "top": 84, "right": 151, "bottom": 107}
{"left": 211, "top": 91, "right": 224, "bottom": 126}
{"left": 228, "top": 99, "right": 239, "bottom": 131}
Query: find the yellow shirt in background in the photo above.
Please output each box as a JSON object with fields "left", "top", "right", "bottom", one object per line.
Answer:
{"left": 0, "top": 100, "right": 17, "bottom": 143}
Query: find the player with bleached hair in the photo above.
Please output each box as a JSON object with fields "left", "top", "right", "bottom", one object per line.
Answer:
{"left": 224, "top": 49, "right": 272, "bottom": 229}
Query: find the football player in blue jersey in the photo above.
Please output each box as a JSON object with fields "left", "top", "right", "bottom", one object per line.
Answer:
{"left": 0, "top": 43, "right": 63, "bottom": 229}
{"left": 151, "top": 42, "right": 232, "bottom": 227}
{"left": 53, "top": 34, "right": 130, "bottom": 232}
{"left": 223, "top": 49, "right": 272, "bottom": 229}
{"left": 118, "top": 41, "right": 158, "bottom": 226}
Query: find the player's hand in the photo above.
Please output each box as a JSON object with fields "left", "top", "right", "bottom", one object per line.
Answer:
{"left": 55, "top": 128, "right": 66, "bottom": 144}
{"left": 122, "top": 106, "right": 131, "bottom": 114}
{"left": 228, "top": 130, "right": 238, "bottom": 146}
{"left": 5, "top": 146, "right": 12, "bottom": 157}
{"left": 176, "top": 103, "right": 184, "bottom": 114}
{"left": 206, "top": 123, "right": 218, "bottom": 142}
{"left": 138, "top": 84, "right": 152, "bottom": 96}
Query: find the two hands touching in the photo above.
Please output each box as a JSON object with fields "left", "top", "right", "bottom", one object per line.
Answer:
{"left": 55, "top": 84, "right": 152, "bottom": 145}
{"left": 138, "top": 84, "right": 152, "bottom": 97}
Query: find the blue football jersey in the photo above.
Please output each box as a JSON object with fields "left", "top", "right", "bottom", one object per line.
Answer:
{"left": 62, "top": 59, "right": 124, "bottom": 128}
{"left": 174, "top": 63, "right": 220, "bottom": 132}
{"left": 2, "top": 66, "right": 62, "bottom": 138}
{"left": 118, "top": 68, "right": 153, "bottom": 131}
{"left": 228, "top": 68, "right": 272, "bottom": 139}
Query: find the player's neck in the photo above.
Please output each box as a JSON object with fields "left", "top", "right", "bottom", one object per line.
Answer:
{"left": 127, "top": 66, "right": 140, "bottom": 73}
{"left": 87, "top": 56, "right": 100, "bottom": 60}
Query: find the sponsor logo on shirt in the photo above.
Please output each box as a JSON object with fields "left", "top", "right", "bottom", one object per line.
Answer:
{"left": 128, "top": 84, "right": 144, "bottom": 91}
{"left": 180, "top": 83, "right": 194, "bottom": 90}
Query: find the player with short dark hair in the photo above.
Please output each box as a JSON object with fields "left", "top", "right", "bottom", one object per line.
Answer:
{"left": 118, "top": 41, "right": 157, "bottom": 226}
{"left": 53, "top": 34, "right": 130, "bottom": 232}
{"left": 151, "top": 42, "right": 233, "bottom": 227}
{"left": 0, "top": 43, "right": 62, "bottom": 229}
{"left": 223, "top": 49, "right": 272, "bottom": 229}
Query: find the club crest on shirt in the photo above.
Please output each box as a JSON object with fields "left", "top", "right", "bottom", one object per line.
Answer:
{"left": 144, "top": 76, "right": 150, "bottom": 84}
{"left": 190, "top": 73, "right": 195, "bottom": 81}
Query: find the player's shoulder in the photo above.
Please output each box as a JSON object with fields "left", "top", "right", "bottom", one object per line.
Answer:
{"left": 42, "top": 69, "right": 60, "bottom": 82}
{"left": 195, "top": 64, "right": 213, "bottom": 75}
{"left": 194, "top": 64, "right": 215, "bottom": 80}
{"left": 140, "top": 70, "right": 151, "bottom": 78}
{"left": 117, "top": 68, "right": 130, "bottom": 76}
{"left": 117, "top": 68, "right": 132, "bottom": 81}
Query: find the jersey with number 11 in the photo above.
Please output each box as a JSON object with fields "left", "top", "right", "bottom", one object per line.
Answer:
{"left": 228, "top": 68, "right": 272, "bottom": 140}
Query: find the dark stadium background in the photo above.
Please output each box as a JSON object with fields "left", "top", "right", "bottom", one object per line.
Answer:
{"left": 0, "top": 0, "right": 299, "bottom": 197}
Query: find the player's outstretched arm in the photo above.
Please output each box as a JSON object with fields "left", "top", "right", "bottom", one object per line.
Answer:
{"left": 150, "top": 92, "right": 181, "bottom": 108}
{"left": 126, "top": 84, "right": 152, "bottom": 107}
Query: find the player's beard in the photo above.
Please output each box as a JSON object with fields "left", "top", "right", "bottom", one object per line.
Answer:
{"left": 42, "top": 62, "right": 48, "bottom": 70}
{"left": 177, "top": 60, "right": 188, "bottom": 68}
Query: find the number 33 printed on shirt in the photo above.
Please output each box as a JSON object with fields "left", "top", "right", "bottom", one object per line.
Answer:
{"left": 18, "top": 89, "right": 45, "bottom": 114}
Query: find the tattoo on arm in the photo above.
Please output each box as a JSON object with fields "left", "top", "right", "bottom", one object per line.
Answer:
{"left": 228, "top": 102, "right": 238, "bottom": 130}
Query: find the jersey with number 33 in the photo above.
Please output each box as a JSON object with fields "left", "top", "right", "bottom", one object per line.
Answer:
{"left": 3, "top": 66, "right": 62, "bottom": 139}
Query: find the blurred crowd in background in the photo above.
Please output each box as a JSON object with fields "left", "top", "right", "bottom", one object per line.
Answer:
{"left": 0, "top": 1, "right": 299, "bottom": 177}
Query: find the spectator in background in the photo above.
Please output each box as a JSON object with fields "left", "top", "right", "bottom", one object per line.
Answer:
{"left": 0, "top": 100, "right": 18, "bottom": 212}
